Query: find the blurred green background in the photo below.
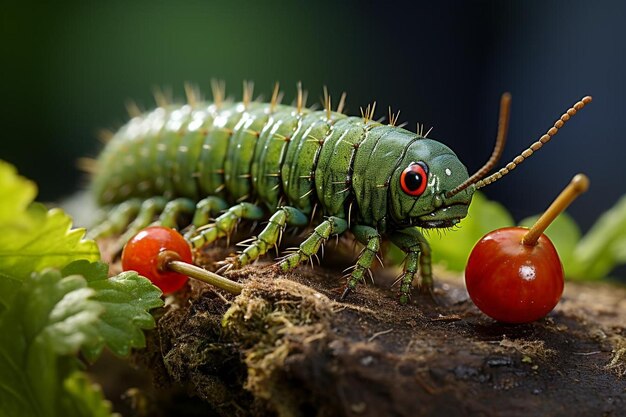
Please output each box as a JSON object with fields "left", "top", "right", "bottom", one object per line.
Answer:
{"left": 1, "top": 0, "right": 625, "bottom": 278}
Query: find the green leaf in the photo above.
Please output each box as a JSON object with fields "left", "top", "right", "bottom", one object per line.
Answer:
{"left": 519, "top": 211, "right": 581, "bottom": 278}
{"left": 0, "top": 262, "right": 161, "bottom": 416}
{"left": 58, "top": 372, "right": 118, "bottom": 417}
{"left": 571, "top": 194, "right": 626, "bottom": 280}
{"left": 612, "top": 235, "right": 626, "bottom": 263}
{"left": 0, "top": 161, "right": 161, "bottom": 416}
{"left": 62, "top": 260, "right": 164, "bottom": 362}
{"left": 0, "top": 160, "right": 37, "bottom": 225}
{"left": 0, "top": 161, "right": 100, "bottom": 310}
{"left": 428, "top": 192, "right": 514, "bottom": 272}
{"left": 0, "top": 269, "right": 103, "bottom": 417}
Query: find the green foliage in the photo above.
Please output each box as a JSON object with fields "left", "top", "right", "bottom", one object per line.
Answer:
{"left": 0, "top": 160, "right": 37, "bottom": 224}
{"left": 426, "top": 191, "right": 626, "bottom": 281}
{"left": 60, "top": 372, "right": 118, "bottom": 417}
{"left": 0, "top": 161, "right": 100, "bottom": 310}
{"left": 62, "top": 261, "right": 164, "bottom": 362}
{"left": 0, "top": 161, "right": 163, "bottom": 417}
{"left": 570, "top": 195, "right": 626, "bottom": 280}
{"left": 0, "top": 270, "right": 103, "bottom": 417}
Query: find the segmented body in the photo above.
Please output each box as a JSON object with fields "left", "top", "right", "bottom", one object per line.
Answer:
{"left": 91, "top": 96, "right": 474, "bottom": 303}
{"left": 94, "top": 102, "right": 465, "bottom": 231}
{"left": 90, "top": 90, "right": 591, "bottom": 303}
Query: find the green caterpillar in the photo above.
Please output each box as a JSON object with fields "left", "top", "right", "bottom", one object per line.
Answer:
{"left": 88, "top": 82, "right": 591, "bottom": 303}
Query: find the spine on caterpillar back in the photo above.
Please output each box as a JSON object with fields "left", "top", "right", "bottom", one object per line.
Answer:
{"left": 92, "top": 101, "right": 342, "bottom": 209}
{"left": 92, "top": 99, "right": 462, "bottom": 233}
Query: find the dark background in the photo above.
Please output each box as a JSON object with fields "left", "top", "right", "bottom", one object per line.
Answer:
{"left": 2, "top": 1, "right": 625, "bottom": 276}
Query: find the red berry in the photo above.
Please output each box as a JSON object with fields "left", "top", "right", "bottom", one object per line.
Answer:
{"left": 121, "top": 226, "right": 192, "bottom": 294}
{"left": 465, "top": 227, "right": 564, "bottom": 323}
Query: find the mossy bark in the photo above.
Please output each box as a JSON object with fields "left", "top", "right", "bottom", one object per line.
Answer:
{"left": 100, "top": 244, "right": 626, "bottom": 417}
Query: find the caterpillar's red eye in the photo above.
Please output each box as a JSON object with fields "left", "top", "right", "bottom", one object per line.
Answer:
{"left": 400, "top": 162, "right": 429, "bottom": 196}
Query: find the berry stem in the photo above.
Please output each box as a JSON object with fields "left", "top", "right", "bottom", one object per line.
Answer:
{"left": 522, "top": 173, "right": 590, "bottom": 246}
{"left": 157, "top": 251, "right": 243, "bottom": 294}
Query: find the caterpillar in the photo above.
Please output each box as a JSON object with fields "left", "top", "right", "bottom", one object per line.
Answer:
{"left": 87, "top": 81, "right": 592, "bottom": 303}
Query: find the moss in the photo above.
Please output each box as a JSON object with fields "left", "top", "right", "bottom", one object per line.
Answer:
{"left": 222, "top": 277, "right": 334, "bottom": 417}
{"left": 99, "top": 243, "right": 626, "bottom": 416}
{"left": 606, "top": 335, "right": 626, "bottom": 377}
{"left": 498, "top": 336, "right": 557, "bottom": 361}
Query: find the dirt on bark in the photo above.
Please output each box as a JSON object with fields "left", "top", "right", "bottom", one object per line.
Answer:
{"left": 98, "top": 241, "right": 626, "bottom": 417}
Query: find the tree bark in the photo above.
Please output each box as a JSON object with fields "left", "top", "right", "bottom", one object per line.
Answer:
{"left": 116, "top": 245, "right": 626, "bottom": 417}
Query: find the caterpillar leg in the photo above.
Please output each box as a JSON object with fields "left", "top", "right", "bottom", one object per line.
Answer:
{"left": 117, "top": 197, "right": 168, "bottom": 244}
{"left": 278, "top": 217, "right": 348, "bottom": 271}
{"left": 158, "top": 198, "right": 196, "bottom": 228}
{"left": 221, "top": 206, "right": 308, "bottom": 271}
{"left": 390, "top": 227, "right": 432, "bottom": 304}
{"left": 87, "top": 198, "right": 142, "bottom": 239}
{"left": 183, "top": 197, "right": 229, "bottom": 239}
{"left": 341, "top": 225, "right": 381, "bottom": 300}
{"left": 190, "top": 202, "right": 264, "bottom": 249}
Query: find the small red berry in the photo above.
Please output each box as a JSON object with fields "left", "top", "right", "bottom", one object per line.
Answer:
{"left": 464, "top": 174, "right": 589, "bottom": 323}
{"left": 465, "top": 227, "right": 564, "bottom": 323}
{"left": 121, "top": 226, "right": 192, "bottom": 294}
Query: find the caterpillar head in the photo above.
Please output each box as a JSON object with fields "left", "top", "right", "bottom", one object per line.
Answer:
{"left": 388, "top": 93, "right": 509, "bottom": 229}
{"left": 386, "top": 93, "right": 591, "bottom": 230}
{"left": 389, "top": 140, "right": 473, "bottom": 228}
